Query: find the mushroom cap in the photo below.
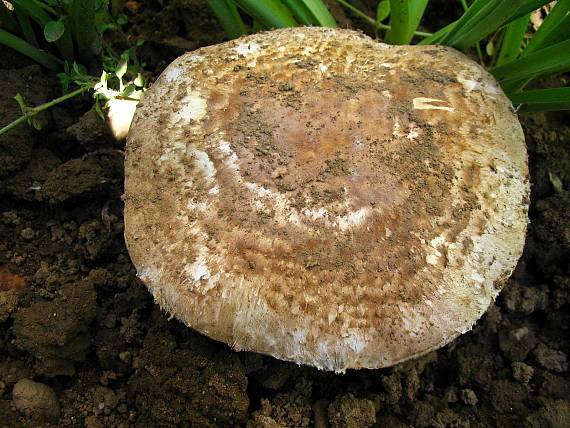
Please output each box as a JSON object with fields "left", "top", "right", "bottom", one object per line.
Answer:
{"left": 125, "top": 27, "right": 529, "bottom": 371}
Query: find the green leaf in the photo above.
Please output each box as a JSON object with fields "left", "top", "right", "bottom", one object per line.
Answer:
{"left": 485, "top": 39, "right": 494, "bottom": 56}
{"left": 385, "top": 0, "right": 428, "bottom": 45}
{"left": 234, "top": 0, "right": 298, "bottom": 28}
{"left": 70, "top": 0, "right": 98, "bottom": 63}
{"left": 283, "top": 0, "right": 336, "bottom": 27}
{"left": 122, "top": 83, "right": 136, "bottom": 97}
{"left": 115, "top": 52, "right": 128, "bottom": 80}
{"left": 14, "top": 93, "right": 28, "bottom": 113}
{"left": 523, "top": 0, "right": 570, "bottom": 56}
{"left": 30, "top": 117, "right": 42, "bottom": 130}
{"left": 13, "top": 5, "right": 38, "bottom": 47}
{"left": 493, "top": 39, "right": 570, "bottom": 84}
{"left": 418, "top": 21, "right": 454, "bottom": 45}
{"left": 439, "top": 0, "right": 551, "bottom": 49}
{"left": 495, "top": 13, "right": 529, "bottom": 66}
{"left": 376, "top": 0, "right": 391, "bottom": 23}
{"left": 509, "top": 87, "right": 570, "bottom": 112}
{"left": 44, "top": 20, "right": 65, "bottom": 42}
{"left": 206, "top": 0, "right": 246, "bottom": 39}
{"left": 12, "top": 0, "right": 52, "bottom": 27}
{"left": 0, "top": 28, "right": 63, "bottom": 71}
{"left": 134, "top": 73, "right": 144, "bottom": 87}
{"left": 117, "top": 14, "right": 128, "bottom": 26}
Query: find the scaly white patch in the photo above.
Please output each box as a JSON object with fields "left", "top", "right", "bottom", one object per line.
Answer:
{"left": 218, "top": 140, "right": 240, "bottom": 172}
{"left": 457, "top": 75, "right": 481, "bottom": 92}
{"left": 319, "top": 64, "right": 328, "bottom": 73}
{"left": 400, "top": 304, "right": 424, "bottom": 336}
{"left": 164, "top": 67, "right": 183, "bottom": 82}
{"left": 413, "top": 97, "right": 455, "bottom": 112}
{"left": 346, "top": 331, "right": 366, "bottom": 353}
{"left": 175, "top": 91, "right": 207, "bottom": 123}
{"left": 392, "top": 120, "right": 405, "bottom": 138}
{"left": 191, "top": 149, "right": 216, "bottom": 183}
{"left": 335, "top": 207, "right": 370, "bottom": 231}
{"left": 233, "top": 41, "right": 260, "bottom": 56}
{"left": 303, "top": 207, "right": 328, "bottom": 220}
{"left": 183, "top": 245, "right": 220, "bottom": 293}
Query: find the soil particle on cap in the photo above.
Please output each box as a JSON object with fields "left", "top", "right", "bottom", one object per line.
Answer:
{"left": 12, "top": 378, "right": 60, "bottom": 421}
{"left": 328, "top": 393, "right": 376, "bottom": 428}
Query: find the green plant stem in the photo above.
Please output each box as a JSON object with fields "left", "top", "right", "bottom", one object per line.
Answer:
{"left": 0, "top": 86, "right": 88, "bottom": 136}
{"left": 334, "top": 0, "right": 432, "bottom": 37}
{"left": 0, "top": 28, "right": 62, "bottom": 70}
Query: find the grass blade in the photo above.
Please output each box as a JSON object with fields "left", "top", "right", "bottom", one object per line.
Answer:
{"left": 523, "top": 0, "right": 570, "bottom": 55}
{"left": 493, "top": 39, "right": 570, "bottom": 86}
{"left": 299, "top": 0, "right": 336, "bottom": 27}
{"left": 0, "top": 28, "right": 62, "bottom": 70}
{"left": 439, "top": 0, "right": 551, "bottom": 49}
{"left": 70, "top": 0, "right": 98, "bottom": 63}
{"left": 12, "top": 0, "right": 74, "bottom": 61}
{"left": 509, "top": 87, "right": 570, "bottom": 112}
{"left": 495, "top": 14, "right": 529, "bottom": 66}
{"left": 284, "top": 0, "right": 336, "bottom": 27}
{"left": 11, "top": 0, "right": 51, "bottom": 26}
{"left": 234, "top": 0, "right": 298, "bottom": 28}
{"left": 509, "top": 0, "right": 556, "bottom": 22}
{"left": 418, "top": 21, "right": 454, "bottom": 44}
{"left": 206, "top": 0, "right": 246, "bottom": 39}
{"left": 13, "top": 5, "right": 38, "bottom": 46}
{"left": 283, "top": 0, "right": 319, "bottom": 25}
{"left": 385, "top": 0, "right": 428, "bottom": 44}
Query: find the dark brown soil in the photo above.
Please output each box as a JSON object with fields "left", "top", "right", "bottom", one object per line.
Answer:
{"left": 0, "top": 1, "right": 569, "bottom": 427}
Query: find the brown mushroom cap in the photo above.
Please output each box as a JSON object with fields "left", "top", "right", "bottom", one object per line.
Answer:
{"left": 125, "top": 27, "right": 529, "bottom": 371}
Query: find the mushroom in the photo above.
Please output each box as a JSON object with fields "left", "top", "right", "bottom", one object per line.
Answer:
{"left": 125, "top": 27, "right": 529, "bottom": 371}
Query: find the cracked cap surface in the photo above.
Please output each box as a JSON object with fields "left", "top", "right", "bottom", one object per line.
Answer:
{"left": 125, "top": 27, "right": 529, "bottom": 371}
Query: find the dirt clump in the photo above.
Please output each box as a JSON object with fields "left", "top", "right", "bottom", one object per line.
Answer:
{"left": 0, "top": 66, "right": 55, "bottom": 179}
{"left": 12, "top": 378, "right": 60, "bottom": 421}
{"left": 328, "top": 393, "right": 376, "bottom": 428}
{"left": 127, "top": 325, "right": 249, "bottom": 427}
{"left": 12, "top": 281, "right": 97, "bottom": 376}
